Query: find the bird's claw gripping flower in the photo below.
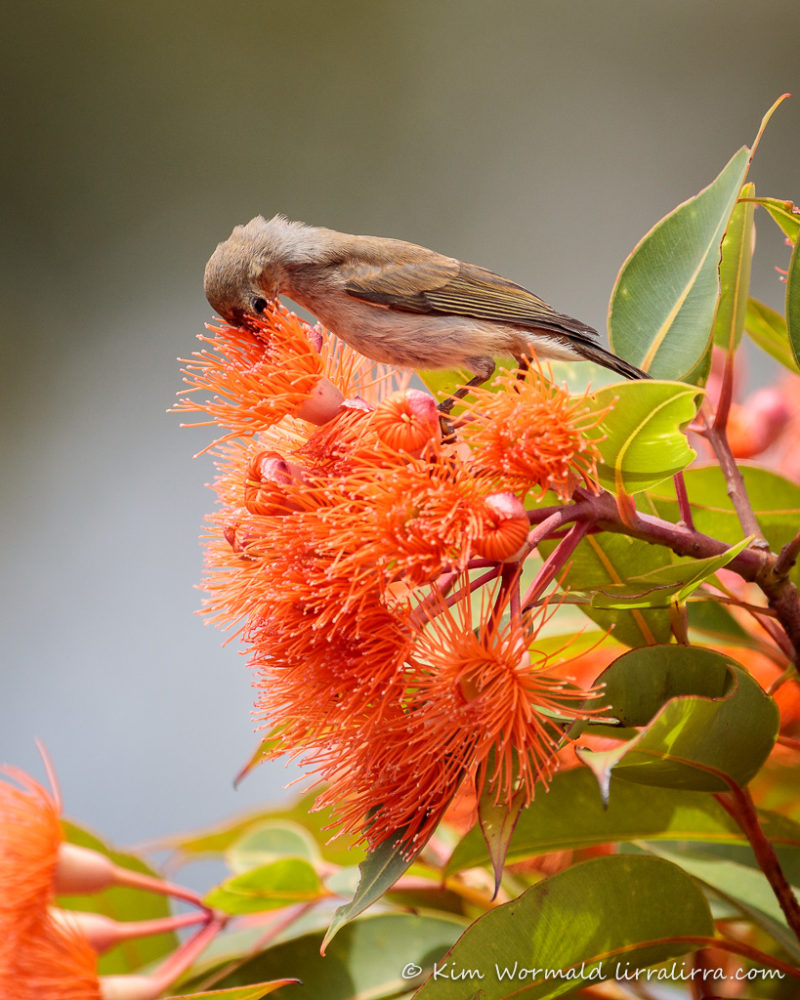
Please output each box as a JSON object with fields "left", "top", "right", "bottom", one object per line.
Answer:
{"left": 184, "top": 304, "right": 610, "bottom": 853}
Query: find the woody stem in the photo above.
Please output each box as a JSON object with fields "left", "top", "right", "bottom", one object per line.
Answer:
{"left": 716, "top": 786, "right": 800, "bottom": 943}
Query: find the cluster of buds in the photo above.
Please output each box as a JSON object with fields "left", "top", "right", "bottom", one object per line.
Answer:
{"left": 178, "top": 303, "right": 610, "bottom": 852}
{"left": 0, "top": 757, "right": 224, "bottom": 999}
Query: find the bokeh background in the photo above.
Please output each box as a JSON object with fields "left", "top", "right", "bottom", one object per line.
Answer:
{"left": 2, "top": 0, "right": 799, "bottom": 857}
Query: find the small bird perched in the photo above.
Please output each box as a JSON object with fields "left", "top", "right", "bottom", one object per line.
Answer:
{"left": 204, "top": 215, "right": 647, "bottom": 385}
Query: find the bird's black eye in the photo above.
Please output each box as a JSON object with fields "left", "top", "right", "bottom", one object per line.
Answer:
{"left": 251, "top": 297, "right": 268, "bottom": 314}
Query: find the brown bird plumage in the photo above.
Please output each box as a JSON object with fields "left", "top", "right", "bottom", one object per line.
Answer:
{"left": 204, "top": 215, "right": 647, "bottom": 383}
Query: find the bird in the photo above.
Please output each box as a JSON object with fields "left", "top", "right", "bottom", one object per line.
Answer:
{"left": 203, "top": 215, "right": 648, "bottom": 390}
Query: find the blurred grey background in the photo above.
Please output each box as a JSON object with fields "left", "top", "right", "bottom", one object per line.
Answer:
{"left": 2, "top": 0, "right": 799, "bottom": 854}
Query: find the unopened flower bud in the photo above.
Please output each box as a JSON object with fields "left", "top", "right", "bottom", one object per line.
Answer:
{"left": 372, "top": 389, "right": 440, "bottom": 454}
{"left": 244, "top": 451, "right": 303, "bottom": 516}
{"left": 294, "top": 376, "right": 344, "bottom": 424}
{"left": 727, "top": 388, "right": 792, "bottom": 458}
{"left": 474, "top": 493, "right": 530, "bottom": 561}
{"left": 55, "top": 842, "right": 119, "bottom": 895}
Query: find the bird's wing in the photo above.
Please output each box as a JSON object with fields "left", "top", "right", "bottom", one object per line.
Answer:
{"left": 342, "top": 253, "right": 599, "bottom": 339}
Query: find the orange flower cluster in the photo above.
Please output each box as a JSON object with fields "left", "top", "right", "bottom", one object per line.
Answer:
{"left": 0, "top": 762, "right": 220, "bottom": 998}
{"left": 193, "top": 307, "right": 608, "bottom": 851}
{"left": 0, "top": 767, "right": 101, "bottom": 999}
{"left": 461, "top": 367, "right": 606, "bottom": 500}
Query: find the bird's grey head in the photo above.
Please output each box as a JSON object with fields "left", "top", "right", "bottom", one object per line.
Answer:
{"left": 203, "top": 214, "right": 317, "bottom": 325}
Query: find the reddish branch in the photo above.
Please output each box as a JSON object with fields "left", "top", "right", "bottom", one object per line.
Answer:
{"left": 716, "top": 786, "right": 800, "bottom": 944}
{"left": 523, "top": 490, "right": 800, "bottom": 669}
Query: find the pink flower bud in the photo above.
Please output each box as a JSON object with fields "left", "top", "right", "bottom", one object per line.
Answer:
{"left": 55, "top": 843, "right": 117, "bottom": 894}
{"left": 244, "top": 451, "right": 303, "bottom": 516}
{"left": 294, "top": 376, "right": 345, "bottom": 424}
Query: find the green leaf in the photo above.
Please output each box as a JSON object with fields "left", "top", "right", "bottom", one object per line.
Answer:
{"left": 752, "top": 197, "right": 800, "bottom": 241}
{"left": 589, "top": 380, "right": 702, "bottom": 494}
{"left": 155, "top": 794, "right": 365, "bottom": 869}
{"left": 183, "top": 914, "right": 465, "bottom": 998}
{"left": 539, "top": 531, "right": 673, "bottom": 648}
{"left": 58, "top": 822, "right": 177, "bottom": 976}
{"left": 786, "top": 226, "right": 800, "bottom": 369}
{"left": 167, "top": 984, "right": 301, "bottom": 1000}
{"left": 205, "top": 858, "right": 325, "bottom": 915}
{"left": 744, "top": 297, "right": 800, "bottom": 373}
{"left": 645, "top": 844, "right": 800, "bottom": 962}
{"left": 415, "top": 856, "right": 713, "bottom": 999}
{"left": 713, "top": 183, "right": 755, "bottom": 352}
{"left": 588, "top": 538, "right": 751, "bottom": 610}
{"left": 322, "top": 827, "right": 421, "bottom": 954}
{"left": 446, "top": 767, "right": 800, "bottom": 875}
{"left": 648, "top": 465, "right": 800, "bottom": 584}
{"left": 226, "top": 822, "right": 320, "bottom": 874}
{"left": 609, "top": 147, "right": 750, "bottom": 380}
{"left": 579, "top": 646, "right": 779, "bottom": 794}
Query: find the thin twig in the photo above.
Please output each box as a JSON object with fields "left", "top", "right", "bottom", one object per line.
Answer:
{"left": 673, "top": 471, "right": 695, "bottom": 530}
{"left": 749, "top": 610, "right": 797, "bottom": 662}
{"left": 716, "top": 786, "right": 800, "bottom": 944}
{"left": 696, "top": 587, "right": 778, "bottom": 620}
{"left": 769, "top": 667, "right": 800, "bottom": 697}
{"left": 521, "top": 520, "right": 591, "bottom": 610}
{"left": 775, "top": 527, "right": 800, "bottom": 577}
{"left": 712, "top": 343, "right": 736, "bottom": 434}
{"left": 686, "top": 935, "right": 800, "bottom": 980}
{"left": 700, "top": 409, "right": 768, "bottom": 547}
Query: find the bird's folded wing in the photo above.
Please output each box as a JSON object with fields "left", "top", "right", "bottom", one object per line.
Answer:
{"left": 343, "top": 256, "right": 598, "bottom": 339}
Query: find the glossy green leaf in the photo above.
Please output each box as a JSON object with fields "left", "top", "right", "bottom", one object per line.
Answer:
{"left": 205, "top": 858, "right": 325, "bottom": 915}
{"left": 786, "top": 226, "right": 800, "bottom": 369}
{"left": 183, "top": 914, "right": 464, "bottom": 998}
{"left": 446, "top": 767, "right": 800, "bottom": 875}
{"left": 713, "top": 182, "right": 755, "bottom": 351}
{"left": 579, "top": 646, "right": 779, "bottom": 794}
{"left": 58, "top": 822, "right": 177, "bottom": 975}
{"left": 608, "top": 147, "right": 750, "bottom": 380}
{"left": 752, "top": 197, "right": 800, "bottom": 241}
{"left": 322, "top": 826, "right": 421, "bottom": 954}
{"left": 589, "top": 538, "right": 750, "bottom": 610}
{"left": 168, "top": 983, "right": 301, "bottom": 1000}
{"left": 744, "top": 297, "right": 800, "bottom": 373}
{"left": 415, "top": 856, "right": 713, "bottom": 999}
{"left": 226, "top": 822, "right": 320, "bottom": 874}
{"left": 539, "top": 531, "right": 673, "bottom": 647}
{"left": 589, "top": 380, "right": 701, "bottom": 494}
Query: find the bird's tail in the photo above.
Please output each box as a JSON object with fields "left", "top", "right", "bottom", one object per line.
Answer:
{"left": 573, "top": 340, "right": 650, "bottom": 381}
